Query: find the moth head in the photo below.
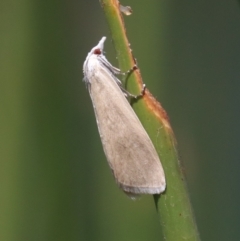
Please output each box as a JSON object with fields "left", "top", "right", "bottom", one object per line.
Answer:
{"left": 90, "top": 36, "right": 106, "bottom": 56}
{"left": 93, "top": 48, "right": 102, "bottom": 55}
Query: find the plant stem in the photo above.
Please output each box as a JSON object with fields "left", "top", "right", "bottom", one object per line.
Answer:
{"left": 100, "top": 0, "right": 200, "bottom": 240}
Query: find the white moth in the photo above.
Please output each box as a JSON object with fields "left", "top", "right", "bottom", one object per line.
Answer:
{"left": 83, "top": 37, "right": 166, "bottom": 196}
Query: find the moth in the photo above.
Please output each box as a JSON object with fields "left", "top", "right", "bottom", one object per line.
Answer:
{"left": 83, "top": 37, "right": 166, "bottom": 196}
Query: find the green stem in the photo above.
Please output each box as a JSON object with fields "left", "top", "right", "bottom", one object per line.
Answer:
{"left": 100, "top": 0, "right": 200, "bottom": 240}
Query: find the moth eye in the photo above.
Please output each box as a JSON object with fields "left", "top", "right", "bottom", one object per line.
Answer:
{"left": 93, "top": 48, "right": 101, "bottom": 55}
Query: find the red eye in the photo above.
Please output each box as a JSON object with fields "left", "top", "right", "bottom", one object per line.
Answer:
{"left": 93, "top": 48, "right": 101, "bottom": 55}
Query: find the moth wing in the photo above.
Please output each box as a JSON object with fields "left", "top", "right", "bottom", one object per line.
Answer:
{"left": 88, "top": 63, "right": 166, "bottom": 195}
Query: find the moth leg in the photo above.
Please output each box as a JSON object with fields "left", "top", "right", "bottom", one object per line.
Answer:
{"left": 123, "top": 64, "right": 138, "bottom": 76}
{"left": 121, "top": 64, "right": 146, "bottom": 99}
{"left": 120, "top": 84, "right": 146, "bottom": 99}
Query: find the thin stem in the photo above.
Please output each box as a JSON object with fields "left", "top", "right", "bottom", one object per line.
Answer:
{"left": 100, "top": 0, "right": 200, "bottom": 240}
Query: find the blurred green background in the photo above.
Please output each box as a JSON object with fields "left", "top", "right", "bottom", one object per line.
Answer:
{"left": 1, "top": 0, "right": 240, "bottom": 240}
